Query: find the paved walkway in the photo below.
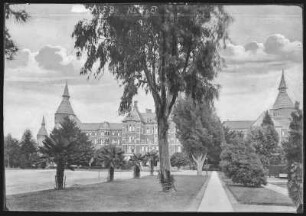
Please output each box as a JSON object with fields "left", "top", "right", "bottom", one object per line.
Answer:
{"left": 198, "top": 171, "right": 233, "bottom": 212}
{"left": 263, "top": 183, "right": 288, "bottom": 197}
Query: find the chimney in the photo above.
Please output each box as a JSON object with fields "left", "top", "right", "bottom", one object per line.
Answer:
{"left": 146, "top": 109, "right": 152, "bottom": 113}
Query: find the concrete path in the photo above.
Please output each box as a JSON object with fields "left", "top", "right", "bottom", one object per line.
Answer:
{"left": 198, "top": 171, "right": 233, "bottom": 212}
{"left": 263, "top": 183, "right": 288, "bottom": 197}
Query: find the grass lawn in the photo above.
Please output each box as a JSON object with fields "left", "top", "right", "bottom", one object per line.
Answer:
{"left": 270, "top": 182, "right": 288, "bottom": 189}
{"left": 219, "top": 173, "right": 294, "bottom": 206}
{"left": 7, "top": 175, "right": 207, "bottom": 212}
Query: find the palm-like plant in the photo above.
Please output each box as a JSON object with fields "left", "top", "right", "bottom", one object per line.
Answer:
{"left": 145, "top": 150, "right": 159, "bottom": 175}
{"left": 95, "top": 145, "right": 125, "bottom": 182}
{"left": 130, "top": 153, "right": 146, "bottom": 178}
{"left": 39, "top": 117, "right": 94, "bottom": 189}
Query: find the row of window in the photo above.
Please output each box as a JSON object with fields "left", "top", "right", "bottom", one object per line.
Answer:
{"left": 122, "top": 137, "right": 179, "bottom": 145}
{"left": 86, "top": 131, "right": 121, "bottom": 137}
{"left": 93, "top": 138, "right": 121, "bottom": 145}
{"left": 123, "top": 145, "right": 181, "bottom": 154}
{"left": 124, "top": 127, "right": 176, "bottom": 135}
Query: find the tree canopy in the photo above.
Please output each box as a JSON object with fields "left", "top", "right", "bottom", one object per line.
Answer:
{"left": 261, "top": 111, "right": 274, "bottom": 127}
{"left": 19, "top": 129, "right": 38, "bottom": 168}
{"left": 94, "top": 145, "right": 125, "bottom": 181}
{"left": 40, "top": 117, "right": 94, "bottom": 189}
{"left": 40, "top": 117, "right": 94, "bottom": 168}
{"left": 282, "top": 102, "right": 303, "bottom": 213}
{"left": 173, "top": 96, "right": 224, "bottom": 174}
{"left": 282, "top": 102, "right": 303, "bottom": 164}
{"left": 4, "top": 3, "right": 29, "bottom": 60}
{"left": 72, "top": 3, "right": 231, "bottom": 190}
{"left": 4, "top": 134, "right": 21, "bottom": 168}
{"left": 246, "top": 112, "right": 279, "bottom": 167}
{"left": 170, "top": 152, "right": 190, "bottom": 169}
{"left": 220, "top": 128, "right": 267, "bottom": 187}
{"left": 72, "top": 4, "right": 231, "bottom": 115}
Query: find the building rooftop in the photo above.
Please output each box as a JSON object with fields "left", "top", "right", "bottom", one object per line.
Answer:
{"left": 223, "top": 120, "right": 254, "bottom": 130}
{"left": 37, "top": 116, "right": 48, "bottom": 136}
{"left": 55, "top": 83, "right": 76, "bottom": 115}
{"left": 80, "top": 122, "right": 122, "bottom": 131}
{"left": 272, "top": 70, "right": 294, "bottom": 109}
{"left": 272, "top": 91, "right": 294, "bottom": 109}
{"left": 141, "top": 112, "right": 156, "bottom": 123}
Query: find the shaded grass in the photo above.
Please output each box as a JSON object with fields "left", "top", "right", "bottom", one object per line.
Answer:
{"left": 7, "top": 175, "right": 207, "bottom": 212}
{"left": 219, "top": 172, "right": 294, "bottom": 206}
{"left": 269, "top": 182, "right": 288, "bottom": 189}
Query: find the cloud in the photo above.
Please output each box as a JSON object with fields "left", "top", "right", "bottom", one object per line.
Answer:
{"left": 4, "top": 45, "right": 88, "bottom": 84}
{"left": 34, "top": 45, "right": 75, "bottom": 75}
{"left": 244, "top": 41, "right": 265, "bottom": 52}
{"left": 71, "top": 4, "right": 89, "bottom": 13}
{"left": 264, "top": 34, "right": 303, "bottom": 62}
{"left": 222, "top": 34, "right": 303, "bottom": 71}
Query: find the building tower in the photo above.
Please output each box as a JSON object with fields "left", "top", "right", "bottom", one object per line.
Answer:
{"left": 37, "top": 116, "right": 48, "bottom": 146}
{"left": 270, "top": 69, "right": 295, "bottom": 120}
{"left": 54, "top": 82, "right": 81, "bottom": 128}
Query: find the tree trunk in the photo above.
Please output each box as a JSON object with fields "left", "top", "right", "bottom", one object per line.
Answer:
{"left": 150, "top": 160, "right": 154, "bottom": 175}
{"left": 134, "top": 165, "right": 140, "bottom": 178}
{"left": 56, "top": 159, "right": 65, "bottom": 190}
{"left": 7, "top": 154, "right": 10, "bottom": 168}
{"left": 108, "top": 166, "right": 114, "bottom": 182}
{"left": 3, "top": 154, "right": 9, "bottom": 211}
{"left": 192, "top": 153, "right": 207, "bottom": 176}
{"left": 157, "top": 117, "right": 174, "bottom": 192}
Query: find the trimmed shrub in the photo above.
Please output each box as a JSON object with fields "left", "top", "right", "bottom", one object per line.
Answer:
{"left": 121, "top": 161, "right": 133, "bottom": 170}
{"left": 170, "top": 152, "right": 190, "bottom": 169}
{"left": 230, "top": 161, "right": 267, "bottom": 187}
{"left": 220, "top": 128, "right": 267, "bottom": 187}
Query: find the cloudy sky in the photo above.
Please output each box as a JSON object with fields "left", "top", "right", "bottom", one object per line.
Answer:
{"left": 4, "top": 4, "right": 303, "bottom": 140}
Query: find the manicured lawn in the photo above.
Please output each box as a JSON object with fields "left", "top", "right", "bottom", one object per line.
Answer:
{"left": 219, "top": 173, "right": 294, "bottom": 206}
{"left": 270, "top": 182, "right": 288, "bottom": 189}
{"left": 7, "top": 175, "right": 207, "bottom": 212}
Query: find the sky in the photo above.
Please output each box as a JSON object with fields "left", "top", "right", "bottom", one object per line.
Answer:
{"left": 4, "top": 4, "right": 303, "bottom": 140}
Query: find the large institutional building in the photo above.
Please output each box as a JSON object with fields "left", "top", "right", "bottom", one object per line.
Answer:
{"left": 223, "top": 70, "right": 296, "bottom": 144}
{"left": 37, "top": 83, "right": 182, "bottom": 157}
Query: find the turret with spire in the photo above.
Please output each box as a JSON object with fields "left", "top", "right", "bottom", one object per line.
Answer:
{"left": 37, "top": 116, "right": 48, "bottom": 146}
{"left": 54, "top": 82, "right": 81, "bottom": 128}
{"left": 272, "top": 69, "right": 294, "bottom": 110}
{"left": 270, "top": 69, "right": 295, "bottom": 122}
{"left": 278, "top": 69, "right": 287, "bottom": 93}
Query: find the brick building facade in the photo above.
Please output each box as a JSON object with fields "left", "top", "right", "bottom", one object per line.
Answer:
{"left": 37, "top": 82, "right": 181, "bottom": 157}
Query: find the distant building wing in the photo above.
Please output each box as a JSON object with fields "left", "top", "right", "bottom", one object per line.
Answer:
{"left": 223, "top": 120, "right": 255, "bottom": 130}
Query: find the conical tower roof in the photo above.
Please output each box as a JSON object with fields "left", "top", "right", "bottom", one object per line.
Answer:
{"left": 37, "top": 116, "right": 48, "bottom": 136}
{"left": 56, "top": 82, "right": 76, "bottom": 115}
{"left": 272, "top": 70, "right": 294, "bottom": 109}
{"left": 63, "top": 81, "right": 70, "bottom": 98}
{"left": 278, "top": 69, "right": 287, "bottom": 92}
